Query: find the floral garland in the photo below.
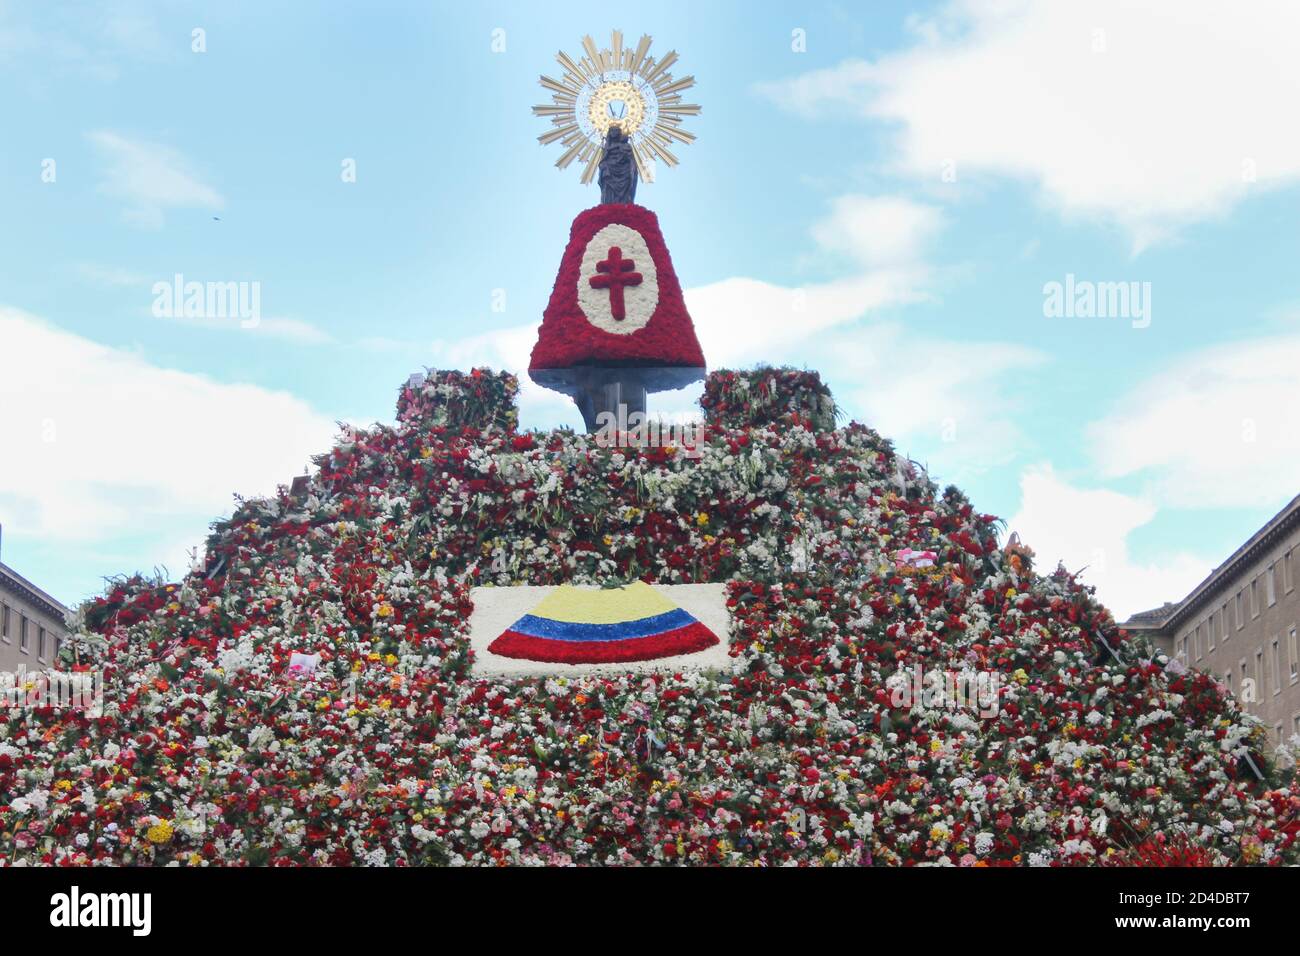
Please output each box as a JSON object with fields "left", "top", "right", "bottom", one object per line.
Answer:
{"left": 1, "top": 368, "right": 1295, "bottom": 866}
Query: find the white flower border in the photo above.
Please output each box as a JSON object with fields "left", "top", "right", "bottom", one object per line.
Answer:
{"left": 467, "top": 583, "right": 732, "bottom": 677}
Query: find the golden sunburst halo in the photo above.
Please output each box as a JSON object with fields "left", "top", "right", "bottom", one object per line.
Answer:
{"left": 532, "top": 30, "right": 701, "bottom": 185}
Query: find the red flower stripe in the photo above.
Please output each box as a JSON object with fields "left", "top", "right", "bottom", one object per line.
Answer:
{"left": 488, "top": 620, "right": 720, "bottom": 664}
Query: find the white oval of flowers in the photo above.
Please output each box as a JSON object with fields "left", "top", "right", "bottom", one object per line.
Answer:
{"left": 576, "top": 223, "right": 660, "bottom": 334}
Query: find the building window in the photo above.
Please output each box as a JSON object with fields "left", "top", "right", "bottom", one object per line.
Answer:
{"left": 1267, "top": 564, "right": 1277, "bottom": 606}
{"left": 1276, "top": 723, "right": 1284, "bottom": 744}
{"left": 1221, "top": 602, "right": 1230, "bottom": 642}
{"left": 0, "top": 603, "right": 8, "bottom": 643}
{"left": 1179, "top": 636, "right": 1188, "bottom": 661}
{"left": 1272, "top": 639, "right": 1282, "bottom": 696}
{"left": 38, "top": 627, "right": 47, "bottom": 662}
{"left": 1251, "top": 578, "right": 1260, "bottom": 618}
{"left": 1236, "top": 591, "right": 1244, "bottom": 628}
{"left": 1208, "top": 613, "right": 1216, "bottom": 652}
{"left": 1256, "top": 649, "right": 1265, "bottom": 696}
{"left": 1285, "top": 549, "right": 1294, "bottom": 593}
{"left": 1290, "top": 627, "right": 1298, "bottom": 684}
{"left": 54, "top": 635, "right": 62, "bottom": 661}
{"left": 19, "top": 614, "right": 29, "bottom": 653}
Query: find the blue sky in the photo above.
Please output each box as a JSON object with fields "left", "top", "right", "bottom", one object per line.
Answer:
{"left": 3, "top": 0, "right": 1299, "bottom": 619}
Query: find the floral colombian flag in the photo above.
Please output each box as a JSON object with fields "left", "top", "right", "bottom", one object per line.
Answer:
{"left": 487, "top": 581, "right": 720, "bottom": 664}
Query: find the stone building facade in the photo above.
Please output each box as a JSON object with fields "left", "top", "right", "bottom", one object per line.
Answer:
{"left": 1123, "top": 494, "right": 1300, "bottom": 747}
{"left": 0, "top": 559, "right": 69, "bottom": 673}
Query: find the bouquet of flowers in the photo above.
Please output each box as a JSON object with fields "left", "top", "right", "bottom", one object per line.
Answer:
{"left": 701, "top": 367, "right": 838, "bottom": 432}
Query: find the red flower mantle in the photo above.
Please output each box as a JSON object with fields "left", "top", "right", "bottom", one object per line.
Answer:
{"left": 528, "top": 203, "right": 706, "bottom": 372}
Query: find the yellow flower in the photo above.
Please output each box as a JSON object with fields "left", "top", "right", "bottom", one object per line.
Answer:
{"left": 696, "top": 512, "right": 709, "bottom": 526}
{"left": 146, "top": 820, "right": 174, "bottom": 845}
{"left": 375, "top": 603, "right": 394, "bottom": 618}
{"left": 54, "top": 779, "right": 73, "bottom": 792}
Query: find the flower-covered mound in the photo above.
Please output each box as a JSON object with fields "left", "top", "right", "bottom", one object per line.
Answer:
{"left": 4, "top": 367, "right": 1296, "bottom": 866}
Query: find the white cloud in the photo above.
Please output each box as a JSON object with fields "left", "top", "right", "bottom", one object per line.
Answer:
{"left": 1007, "top": 464, "right": 1211, "bottom": 620}
{"left": 758, "top": 0, "right": 1300, "bottom": 249}
{"left": 1086, "top": 334, "right": 1300, "bottom": 509}
{"left": 143, "top": 307, "right": 335, "bottom": 346}
{"left": 685, "top": 270, "right": 932, "bottom": 368}
{"left": 686, "top": 193, "right": 941, "bottom": 366}
{"left": 0, "top": 307, "right": 339, "bottom": 544}
{"left": 809, "top": 195, "right": 944, "bottom": 269}
{"left": 88, "top": 131, "right": 224, "bottom": 227}
{"left": 252, "top": 317, "right": 335, "bottom": 345}
{"left": 826, "top": 323, "right": 1044, "bottom": 473}
{"left": 162, "top": 314, "right": 335, "bottom": 346}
